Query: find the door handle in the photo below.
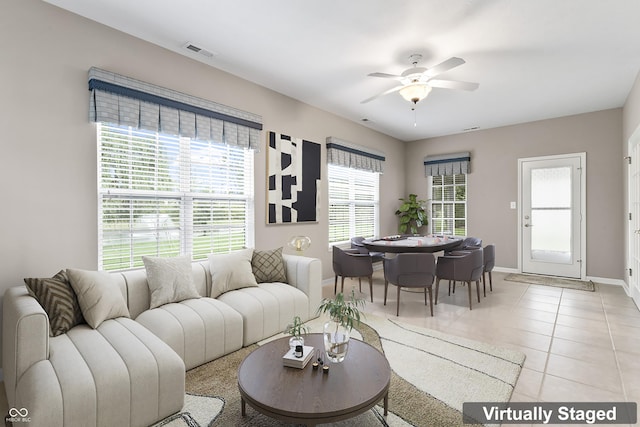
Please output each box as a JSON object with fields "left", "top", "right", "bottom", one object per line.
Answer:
{"left": 524, "top": 223, "right": 533, "bottom": 227}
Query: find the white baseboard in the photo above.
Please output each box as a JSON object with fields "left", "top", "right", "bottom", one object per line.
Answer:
{"left": 494, "top": 266, "right": 519, "bottom": 274}
{"left": 585, "top": 276, "right": 626, "bottom": 287}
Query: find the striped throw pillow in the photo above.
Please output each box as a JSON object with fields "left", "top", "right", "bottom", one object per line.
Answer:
{"left": 24, "top": 270, "right": 85, "bottom": 336}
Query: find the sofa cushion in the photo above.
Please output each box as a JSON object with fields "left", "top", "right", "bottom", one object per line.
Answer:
{"left": 208, "top": 248, "right": 257, "bottom": 298}
{"left": 43, "top": 318, "right": 185, "bottom": 426}
{"left": 136, "top": 297, "right": 244, "bottom": 370}
{"left": 217, "top": 283, "right": 310, "bottom": 346}
{"left": 251, "top": 247, "right": 287, "bottom": 283}
{"left": 142, "top": 255, "right": 200, "bottom": 309}
{"left": 67, "top": 269, "right": 130, "bottom": 328}
{"left": 23, "top": 270, "right": 84, "bottom": 336}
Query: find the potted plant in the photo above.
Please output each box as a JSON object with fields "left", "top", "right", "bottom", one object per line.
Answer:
{"left": 316, "top": 290, "right": 365, "bottom": 363}
{"left": 395, "top": 193, "right": 428, "bottom": 234}
{"left": 284, "top": 315, "right": 310, "bottom": 349}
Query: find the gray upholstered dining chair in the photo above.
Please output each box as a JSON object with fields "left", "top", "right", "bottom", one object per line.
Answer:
{"left": 445, "top": 236, "right": 483, "bottom": 254}
{"left": 332, "top": 245, "right": 374, "bottom": 302}
{"left": 350, "top": 236, "right": 385, "bottom": 264}
{"left": 383, "top": 253, "right": 436, "bottom": 316}
{"left": 482, "top": 244, "right": 495, "bottom": 296}
{"left": 435, "top": 248, "right": 484, "bottom": 310}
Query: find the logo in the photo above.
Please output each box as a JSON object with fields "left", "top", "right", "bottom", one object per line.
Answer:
{"left": 5, "top": 407, "right": 30, "bottom": 423}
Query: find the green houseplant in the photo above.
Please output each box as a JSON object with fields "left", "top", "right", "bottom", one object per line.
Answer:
{"left": 316, "top": 290, "right": 365, "bottom": 362}
{"left": 284, "top": 315, "right": 310, "bottom": 349}
{"left": 395, "top": 193, "right": 428, "bottom": 234}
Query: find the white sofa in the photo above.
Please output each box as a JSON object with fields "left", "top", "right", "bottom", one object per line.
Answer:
{"left": 3, "top": 254, "right": 321, "bottom": 427}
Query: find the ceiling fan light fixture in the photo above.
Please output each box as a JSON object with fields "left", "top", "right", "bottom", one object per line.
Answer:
{"left": 399, "top": 83, "right": 431, "bottom": 104}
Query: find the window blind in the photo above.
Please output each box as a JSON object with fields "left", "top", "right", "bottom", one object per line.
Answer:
{"left": 98, "top": 123, "right": 254, "bottom": 270}
{"left": 328, "top": 164, "right": 379, "bottom": 245}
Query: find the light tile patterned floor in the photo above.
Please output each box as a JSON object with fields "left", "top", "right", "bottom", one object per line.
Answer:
{"left": 323, "top": 270, "right": 640, "bottom": 426}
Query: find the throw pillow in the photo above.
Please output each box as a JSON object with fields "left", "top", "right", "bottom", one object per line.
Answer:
{"left": 142, "top": 255, "right": 200, "bottom": 309}
{"left": 251, "top": 247, "right": 287, "bottom": 283}
{"left": 67, "top": 268, "right": 130, "bottom": 328}
{"left": 209, "top": 248, "right": 258, "bottom": 298}
{"left": 24, "top": 270, "right": 85, "bottom": 336}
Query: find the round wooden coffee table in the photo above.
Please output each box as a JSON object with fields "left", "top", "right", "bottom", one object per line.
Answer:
{"left": 238, "top": 333, "right": 390, "bottom": 426}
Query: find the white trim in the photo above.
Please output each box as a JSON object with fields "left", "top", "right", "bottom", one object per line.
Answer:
{"left": 494, "top": 266, "right": 519, "bottom": 274}
{"left": 585, "top": 276, "right": 626, "bottom": 287}
{"left": 517, "top": 152, "right": 587, "bottom": 280}
{"left": 627, "top": 125, "right": 640, "bottom": 310}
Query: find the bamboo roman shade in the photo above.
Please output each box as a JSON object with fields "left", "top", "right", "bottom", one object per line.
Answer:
{"left": 88, "top": 67, "right": 262, "bottom": 149}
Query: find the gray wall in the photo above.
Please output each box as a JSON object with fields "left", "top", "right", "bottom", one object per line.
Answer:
{"left": 405, "top": 109, "right": 624, "bottom": 280}
{"left": 0, "top": 0, "right": 405, "bottom": 329}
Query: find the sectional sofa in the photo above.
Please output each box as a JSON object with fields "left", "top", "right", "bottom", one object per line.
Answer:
{"left": 3, "top": 249, "right": 321, "bottom": 427}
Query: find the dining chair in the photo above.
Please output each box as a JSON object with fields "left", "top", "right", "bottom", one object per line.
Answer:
{"left": 383, "top": 253, "right": 436, "bottom": 316}
{"left": 435, "top": 248, "right": 484, "bottom": 310}
{"left": 350, "top": 236, "right": 385, "bottom": 264}
{"left": 332, "top": 245, "right": 374, "bottom": 302}
{"left": 445, "top": 236, "right": 483, "bottom": 254}
{"left": 482, "top": 244, "right": 495, "bottom": 296}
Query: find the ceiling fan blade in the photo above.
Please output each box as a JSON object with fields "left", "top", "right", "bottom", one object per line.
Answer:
{"left": 368, "top": 72, "right": 404, "bottom": 80}
{"left": 428, "top": 79, "right": 479, "bottom": 91}
{"left": 361, "top": 85, "right": 403, "bottom": 104}
{"left": 424, "top": 57, "right": 466, "bottom": 78}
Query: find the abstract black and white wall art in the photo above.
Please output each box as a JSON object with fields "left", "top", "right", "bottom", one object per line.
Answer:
{"left": 267, "top": 131, "right": 321, "bottom": 224}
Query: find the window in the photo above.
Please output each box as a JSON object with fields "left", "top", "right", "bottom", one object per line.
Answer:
{"left": 328, "top": 164, "right": 379, "bottom": 245}
{"left": 97, "top": 123, "right": 254, "bottom": 270}
{"left": 430, "top": 174, "right": 467, "bottom": 236}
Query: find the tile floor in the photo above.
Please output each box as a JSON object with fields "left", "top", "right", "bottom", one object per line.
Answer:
{"left": 1, "top": 271, "right": 636, "bottom": 425}
{"left": 323, "top": 269, "right": 640, "bottom": 426}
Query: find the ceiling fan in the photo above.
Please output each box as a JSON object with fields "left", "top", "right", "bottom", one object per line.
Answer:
{"left": 361, "top": 54, "right": 479, "bottom": 105}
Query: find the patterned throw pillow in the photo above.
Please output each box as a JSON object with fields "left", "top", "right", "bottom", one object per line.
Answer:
{"left": 24, "top": 270, "right": 85, "bottom": 336}
{"left": 251, "top": 247, "right": 287, "bottom": 284}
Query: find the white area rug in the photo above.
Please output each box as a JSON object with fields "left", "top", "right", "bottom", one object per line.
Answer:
{"left": 152, "top": 393, "right": 224, "bottom": 427}
{"left": 368, "top": 316, "right": 524, "bottom": 410}
{"left": 304, "top": 314, "right": 525, "bottom": 414}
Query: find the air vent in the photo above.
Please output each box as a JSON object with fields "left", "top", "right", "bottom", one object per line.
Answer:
{"left": 182, "top": 42, "right": 216, "bottom": 58}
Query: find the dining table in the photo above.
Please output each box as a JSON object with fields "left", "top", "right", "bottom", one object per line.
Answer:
{"left": 361, "top": 235, "right": 463, "bottom": 254}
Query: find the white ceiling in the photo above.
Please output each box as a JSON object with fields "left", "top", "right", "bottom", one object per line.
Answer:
{"left": 45, "top": 0, "right": 640, "bottom": 141}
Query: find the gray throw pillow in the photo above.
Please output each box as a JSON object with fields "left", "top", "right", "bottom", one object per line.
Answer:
{"left": 252, "top": 247, "right": 287, "bottom": 283}
{"left": 142, "top": 255, "right": 201, "bottom": 309}
{"left": 24, "top": 270, "right": 85, "bottom": 336}
{"left": 67, "top": 268, "right": 131, "bottom": 328}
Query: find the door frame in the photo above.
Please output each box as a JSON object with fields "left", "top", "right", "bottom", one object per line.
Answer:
{"left": 627, "top": 125, "right": 640, "bottom": 306}
{"left": 517, "top": 152, "right": 587, "bottom": 280}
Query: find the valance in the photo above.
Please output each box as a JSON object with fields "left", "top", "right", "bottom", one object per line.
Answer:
{"left": 424, "top": 152, "right": 471, "bottom": 176}
{"left": 88, "top": 67, "right": 262, "bottom": 149}
{"left": 326, "top": 137, "right": 385, "bottom": 173}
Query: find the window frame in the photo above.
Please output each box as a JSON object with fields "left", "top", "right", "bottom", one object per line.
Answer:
{"left": 327, "top": 164, "right": 380, "bottom": 247}
{"left": 97, "top": 123, "right": 254, "bottom": 271}
{"left": 428, "top": 173, "right": 467, "bottom": 236}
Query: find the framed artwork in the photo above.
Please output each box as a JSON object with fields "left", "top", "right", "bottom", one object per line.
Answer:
{"left": 267, "top": 131, "right": 321, "bottom": 224}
